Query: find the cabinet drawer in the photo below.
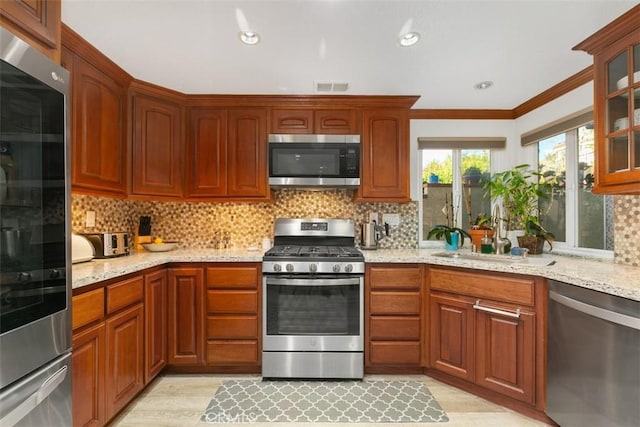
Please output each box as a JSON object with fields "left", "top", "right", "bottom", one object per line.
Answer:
{"left": 206, "top": 340, "right": 259, "bottom": 364}
{"left": 429, "top": 268, "right": 534, "bottom": 306}
{"left": 207, "top": 316, "right": 258, "bottom": 339}
{"left": 206, "top": 267, "right": 258, "bottom": 289}
{"left": 369, "top": 292, "right": 420, "bottom": 315}
{"left": 369, "top": 266, "right": 422, "bottom": 290}
{"left": 369, "top": 342, "right": 421, "bottom": 365}
{"left": 106, "top": 276, "right": 144, "bottom": 314}
{"left": 72, "top": 288, "right": 105, "bottom": 330}
{"left": 369, "top": 316, "right": 420, "bottom": 340}
{"left": 207, "top": 290, "right": 258, "bottom": 313}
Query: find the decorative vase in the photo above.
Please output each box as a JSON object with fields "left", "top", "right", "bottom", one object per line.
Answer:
{"left": 445, "top": 231, "right": 460, "bottom": 251}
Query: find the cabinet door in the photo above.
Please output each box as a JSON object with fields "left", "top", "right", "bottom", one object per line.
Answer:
{"left": 168, "top": 267, "right": 205, "bottom": 365}
{"left": 70, "top": 54, "right": 127, "bottom": 195}
{"left": 358, "top": 108, "right": 410, "bottom": 202}
{"left": 270, "top": 109, "right": 313, "bottom": 134}
{"left": 314, "top": 109, "right": 358, "bottom": 134}
{"left": 0, "top": 0, "right": 60, "bottom": 60}
{"left": 429, "top": 293, "right": 475, "bottom": 381}
{"left": 227, "top": 108, "right": 268, "bottom": 197}
{"left": 105, "top": 303, "right": 144, "bottom": 421}
{"left": 72, "top": 322, "right": 105, "bottom": 427}
{"left": 475, "top": 304, "right": 535, "bottom": 404}
{"left": 186, "top": 108, "right": 228, "bottom": 197}
{"left": 144, "top": 269, "right": 167, "bottom": 384}
{"left": 131, "top": 93, "right": 183, "bottom": 197}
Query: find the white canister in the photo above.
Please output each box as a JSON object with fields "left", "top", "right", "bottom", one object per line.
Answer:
{"left": 262, "top": 237, "right": 272, "bottom": 251}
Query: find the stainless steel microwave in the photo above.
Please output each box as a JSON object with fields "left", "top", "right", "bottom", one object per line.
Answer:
{"left": 268, "top": 134, "right": 360, "bottom": 188}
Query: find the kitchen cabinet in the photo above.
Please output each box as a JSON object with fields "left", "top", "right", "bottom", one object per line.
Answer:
{"left": 356, "top": 108, "right": 410, "bottom": 202}
{"left": 270, "top": 108, "right": 358, "bottom": 134}
{"left": 574, "top": 5, "right": 640, "bottom": 194}
{"left": 104, "top": 277, "right": 144, "bottom": 420}
{"left": 366, "top": 264, "right": 423, "bottom": 370}
{"left": 227, "top": 108, "right": 268, "bottom": 198}
{"left": 205, "top": 264, "right": 261, "bottom": 369}
{"left": 427, "top": 267, "right": 539, "bottom": 406}
{"left": 185, "top": 107, "right": 270, "bottom": 200}
{"left": 62, "top": 25, "right": 130, "bottom": 196}
{"left": 0, "top": 0, "right": 60, "bottom": 62}
{"left": 72, "top": 288, "right": 106, "bottom": 427}
{"left": 168, "top": 267, "right": 205, "bottom": 366}
{"left": 144, "top": 269, "right": 168, "bottom": 384}
{"left": 130, "top": 83, "right": 184, "bottom": 198}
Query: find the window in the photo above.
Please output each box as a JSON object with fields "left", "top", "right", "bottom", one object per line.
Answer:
{"left": 419, "top": 147, "right": 492, "bottom": 244}
{"left": 537, "top": 123, "right": 614, "bottom": 253}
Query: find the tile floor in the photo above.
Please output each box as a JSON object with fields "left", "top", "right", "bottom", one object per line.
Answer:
{"left": 109, "top": 374, "right": 552, "bottom": 427}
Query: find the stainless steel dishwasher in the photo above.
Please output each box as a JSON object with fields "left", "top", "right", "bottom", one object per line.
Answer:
{"left": 547, "top": 280, "right": 640, "bottom": 427}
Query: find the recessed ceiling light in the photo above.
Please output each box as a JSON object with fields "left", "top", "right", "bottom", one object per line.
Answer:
{"left": 239, "top": 31, "right": 260, "bottom": 45}
{"left": 475, "top": 81, "right": 493, "bottom": 90}
{"left": 399, "top": 32, "right": 420, "bottom": 47}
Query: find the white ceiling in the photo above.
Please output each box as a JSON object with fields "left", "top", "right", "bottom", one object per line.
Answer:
{"left": 61, "top": 0, "right": 637, "bottom": 110}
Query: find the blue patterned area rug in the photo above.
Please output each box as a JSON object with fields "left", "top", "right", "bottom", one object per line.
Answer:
{"left": 201, "top": 379, "right": 449, "bottom": 423}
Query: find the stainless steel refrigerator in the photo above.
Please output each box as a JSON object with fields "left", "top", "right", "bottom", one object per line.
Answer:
{"left": 0, "top": 26, "right": 72, "bottom": 426}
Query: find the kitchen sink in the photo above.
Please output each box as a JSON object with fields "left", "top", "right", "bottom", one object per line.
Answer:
{"left": 431, "top": 251, "right": 556, "bottom": 266}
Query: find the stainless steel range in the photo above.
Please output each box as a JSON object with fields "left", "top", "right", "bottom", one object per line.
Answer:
{"left": 262, "top": 218, "right": 364, "bottom": 379}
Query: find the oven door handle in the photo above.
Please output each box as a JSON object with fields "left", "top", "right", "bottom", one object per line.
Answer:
{"left": 265, "top": 277, "right": 361, "bottom": 286}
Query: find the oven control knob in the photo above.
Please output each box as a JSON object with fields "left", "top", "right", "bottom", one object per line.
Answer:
{"left": 345, "top": 264, "right": 354, "bottom": 273}
{"left": 332, "top": 264, "right": 341, "bottom": 273}
{"left": 273, "top": 264, "right": 282, "bottom": 272}
{"left": 309, "top": 263, "right": 317, "bottom": 273}
{"left": 286, "top": 263, "right": 294, "bottom": 272}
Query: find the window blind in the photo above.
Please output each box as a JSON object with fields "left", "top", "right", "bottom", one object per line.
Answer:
{"left": 417, "top": 137, "right": 506, "bottom": 150}
{"left": 520, "top": 108, "right": 593, "bottom": 146}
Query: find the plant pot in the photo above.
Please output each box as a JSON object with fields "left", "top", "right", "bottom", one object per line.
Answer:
{"left": 468, "top": 228, "right": 493, "bottom": 250}
{"left": 517, "top": 235, "right": 545, "bottom": 255}
{"left": 445, "top": 231, "right": 460, "bottom": 251}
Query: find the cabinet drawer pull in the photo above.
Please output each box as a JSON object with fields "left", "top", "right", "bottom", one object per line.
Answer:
{"left": 473, "top": 300, "right": 521, "bottom": 318}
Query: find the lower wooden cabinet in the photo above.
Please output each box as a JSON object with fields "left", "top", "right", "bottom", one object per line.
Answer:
{"left": 105, "top": 303, "right": 144, "bottom": 420}
{"left": 167, "top": 267, "right": 205, "bottom": 365}
{"left": 427, "top": 266, "right": 539, "bottom": 406}
{"left": 72, "top": 321, "right": 106, "bottom": 427}
{"left": 205, "top": 264, "right": 261, "bottom": 369}
{"left": 144, "top": 269, "right": 168, "bottom": 383}
{"left": 366, "top": 264, "right": 423, "bottom": 369}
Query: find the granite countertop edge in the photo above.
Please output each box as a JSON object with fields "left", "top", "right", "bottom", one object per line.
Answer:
{"left": 71, "top": 248, "right": 640, "bottom": 302}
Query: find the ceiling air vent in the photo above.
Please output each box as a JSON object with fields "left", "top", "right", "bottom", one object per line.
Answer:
{"left": 315, "top": 81, "right": 349, "bottom": 93}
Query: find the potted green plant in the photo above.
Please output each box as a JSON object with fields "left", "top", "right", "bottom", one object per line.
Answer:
{"left": 427, "top": 193, "right": 470, "bottom": 250}
{"left": 467, "top": 213, "right": 494, "bottom": 250}
{"left": 481, "top": 164, "right": 554, "bottom": 254}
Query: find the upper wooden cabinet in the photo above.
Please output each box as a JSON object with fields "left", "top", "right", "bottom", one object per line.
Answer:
{"left": 185, "top": 107, "right": 269, "bottom": 200}
{"left": 574, "top": 5, "right": 640, "bottom": 194}
{"left": 0, "top": 0, "right": 61, "bottom": 62}
{"left": 356, "top": 108, "right": 411, "bottom": 202}
{"left": 130, "top": 83, "right": 184, "bottom": 198}
{"left": 270, "top": 109, "right": 358, "bottom": 134}
{"left": 62, "top": 26, "right": 131, "bottom": 196}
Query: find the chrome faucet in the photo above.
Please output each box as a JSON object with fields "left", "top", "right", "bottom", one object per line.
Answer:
{"left": 492, "top": 204, "right": 509, "bottom": 255}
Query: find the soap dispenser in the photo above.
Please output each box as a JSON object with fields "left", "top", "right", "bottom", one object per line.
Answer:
{"left": 481, "top": 230, "right": 494, "bottom": 254}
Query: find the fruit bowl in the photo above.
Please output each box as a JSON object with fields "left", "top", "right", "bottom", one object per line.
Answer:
{"left": 142, "top": 242, "right": 178, "bottom": 252}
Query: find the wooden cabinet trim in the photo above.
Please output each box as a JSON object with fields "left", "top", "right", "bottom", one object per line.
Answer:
{"left": 106, "top": 276, "right": 144, "bottom": 315}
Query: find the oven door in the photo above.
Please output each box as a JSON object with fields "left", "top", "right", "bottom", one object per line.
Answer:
{"left": 263, "top": 275, "right": 363, "bottom": 352}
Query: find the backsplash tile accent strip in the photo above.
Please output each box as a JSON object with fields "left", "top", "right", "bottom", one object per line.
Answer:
{"left": 72, "top": 192, "right": 638, "bottom": 266}
{"left": 71, "top": 191, "right": 419, "bottom": 250}
{"left": 614, "top": 195, "right": 640, "bottom": 267}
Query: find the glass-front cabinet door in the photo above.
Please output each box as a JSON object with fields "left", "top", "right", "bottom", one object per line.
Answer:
{"left": 575, "top": 6, "right": 640, "bottom": 194}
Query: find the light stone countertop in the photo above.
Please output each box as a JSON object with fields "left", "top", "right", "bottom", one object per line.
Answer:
{"left": 72, "top": 247, "right": 640, "bottom": 302}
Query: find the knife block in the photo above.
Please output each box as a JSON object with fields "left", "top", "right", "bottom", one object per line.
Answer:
{"left": 134, "top": 233, "right": 152, "bottom": 251}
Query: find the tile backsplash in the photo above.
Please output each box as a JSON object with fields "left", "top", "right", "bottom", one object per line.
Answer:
{"left": 72, "top": 192, "right": 640, "bottom": 266}
{"left": 71, "top": 190, "right": 419, "bottom": 250}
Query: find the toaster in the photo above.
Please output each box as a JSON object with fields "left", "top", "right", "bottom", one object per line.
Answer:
{"left": 82, "top": 232, "right": 130, "bottom": 258}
